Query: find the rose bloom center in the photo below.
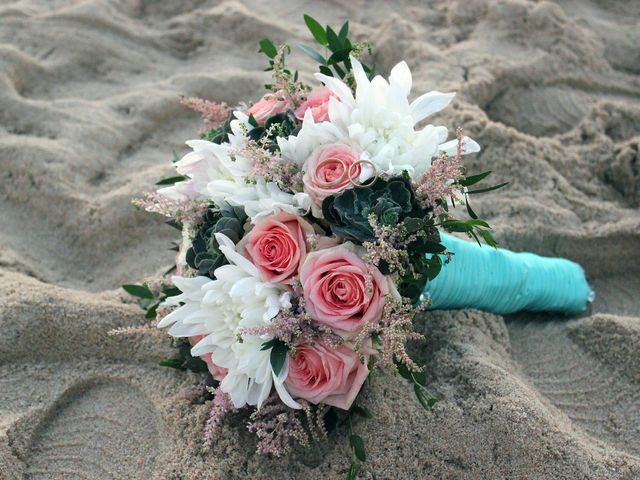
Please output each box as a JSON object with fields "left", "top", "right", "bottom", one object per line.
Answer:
{"left": 257, "top": 229, "right": 296, "bottom": 270}
{"left": 324, "top": 272, "right": 365, "bottom": 309}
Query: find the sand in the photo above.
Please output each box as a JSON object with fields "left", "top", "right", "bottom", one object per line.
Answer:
{"left": 1, "top": 0, "right": 639, "bottom": 478}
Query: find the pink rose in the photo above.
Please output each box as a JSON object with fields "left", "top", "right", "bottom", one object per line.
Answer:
{"left": 303, "top": 143, "right": 362, "bottom": 208}
{"left": 294, "top": 87, "right": 334, "bottom": 122}
{"left": 189, "top": 335, "right": 227, "bottom": 381}
{"left": 246, "top": 90, "right": 290, "bottom": 125}
{"left": 300, "top": 244, "right": 390, "bottom": 338}
{"left": 238, "top": 212, "right": 315, "bottom": 284}
{"left": 285, "top": 340, "right": 369, "bottom": 410}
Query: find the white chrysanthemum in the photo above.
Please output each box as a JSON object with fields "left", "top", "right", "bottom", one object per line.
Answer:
{"left": 288, "top": 56, "right": 480, "bottom": 179}
{"left": 158, "top": 112, "right": 309, "bottom": 222}
{"left": 157, "top": 234, "right": 301, "bottom": 409}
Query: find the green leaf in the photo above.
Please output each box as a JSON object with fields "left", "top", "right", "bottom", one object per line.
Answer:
{"left": 426, "top": 255, "right": 442, "bottom": 280}
{"left": 350, "top": 434, "right": 366, "bottom": 462}
{"left": 155, "top": 175, "right": 188, "bottom": 186}
{"left": 414, "top": 384, "right": 438, "bottom": 409}
{"left": 248, "top": 114, "right": 259, "bottom": 128}
{"left": 258, "top": 38, "right": 278, "bottom": 58}
{"left": 328, "top": 48, "right": 350, "bottom": 64}
{"left": 298, "top": 44, "right": 326, "bottom": 64}
{"left": 467, "top": 219, "right": 490, "bottom": 228}
{"left": 396, "top": 361, "right": 412, "bottom": 381}
{"left": 122, "top": 284, "right": 154, "bottom": 299}
{"left": 269, "top": 339, "right": 288, "bottom": 376}
{"left": 465, "top": 199, "right": 478, "bottom": 219}
{"left": 422, "top": 240, "right": 447, "bottom": 254}
{"left": 145, "top": 302, "right": 160, "bottom": 319}
{"left": 260, "top": 338, "right": 277, "bottom": 351}
{"left": 467, "top": 182, "right": 509, "bottom": 195}
{"left": 470, "top": 229, "right": 482, "bottom": 247}
{"left": 159, "top": 358, "right": 185, "bottom": 370}
{"left": 338, "top": 21, "right": 349, "bottom": 42}
{"left": 459, "top": 170, "right": 491, "bottom": 187}
{"left": 332, "top": 62, "right": 346, "bottom": 78}
{"left": 346, "top": 460, "right": 360, "bottom": 480}
{"left": 481, "top": 229, "right": 498, "bottom": 248}
{"left": 162, "top": 286, "right": 182, "bottom": 297}
{"left": 166, "top": 219, "right": 183, "bottom": 231}
{"left": 319, "top": 65, "right": 333, "bottom": 77}
{"left": 326, "top": 26, "right": 342, "bottom": 52}
{"left": 351, "top": 405, "right": 373, "bottom": 418}
{"left": 304, "top": 14, "right": 327, "bottom": 45}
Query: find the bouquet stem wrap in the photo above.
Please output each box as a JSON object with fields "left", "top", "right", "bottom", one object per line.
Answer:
{"left": 423, "top": 233, "right": 594, "bottom": 315}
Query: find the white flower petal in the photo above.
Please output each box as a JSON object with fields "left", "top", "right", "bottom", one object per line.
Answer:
{"left": 436, "top": 136, "right": 481, "bottom": 157}
{"left": 272, "top": 359, "right": 302, "bottom": 410}
{"left": 409, "top": 91, "right": 456, "bottom": 123}
{"left": 389, "top": 60, "right": 412, "bottom": 97}
{"left": 313, "top": 73, "right": 355, "bottom": 108}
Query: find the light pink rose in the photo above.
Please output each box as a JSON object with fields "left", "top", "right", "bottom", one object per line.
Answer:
{"left": 294, "top": 87, "right": 334, "bottom": 122}
{"left": 303, "top": 143, "right": 362, "bottom": 208}
{"left": 285, "top": 340, "right": 369, "bottom": 410}
{"left": 238, "top": 212, "right": 316, "bottom": 284}
{"left": 300, "top": 244, "right": 390, "bottom": 338}
{"left": 189, "top": 335, "right": 227, "bottom": 381}
{"left": 246, "top": 90, "right": 290, "bottom": 125}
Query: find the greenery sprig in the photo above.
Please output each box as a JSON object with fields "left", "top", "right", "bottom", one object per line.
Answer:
{"left": 299, "top": 15, "right": 375, "bottom": 89}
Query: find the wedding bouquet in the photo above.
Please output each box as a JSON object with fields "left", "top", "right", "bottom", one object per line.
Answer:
{"left": 123, "top": 15, "right": 592, "bottom": 478}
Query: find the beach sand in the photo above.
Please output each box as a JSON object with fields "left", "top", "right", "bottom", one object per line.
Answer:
{"left": 1, "top": 1, "right": 639, "bottom": 478}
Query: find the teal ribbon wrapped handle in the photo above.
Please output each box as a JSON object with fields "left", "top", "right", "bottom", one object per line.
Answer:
{"left": 422, "top": 233, "right": 594, "bottom": 315}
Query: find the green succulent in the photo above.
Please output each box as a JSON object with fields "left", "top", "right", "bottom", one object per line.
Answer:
{"left": 322, "top": 176, "right": 445, "bottom": 303}
{"left": 247, "top": 111, "right": 300, "bottom": 152}
{"left": 322, "top": 177, "right": 419, "bottom": 243}
{"left": 185, "top": 205, "right": 247, "bottom": 278}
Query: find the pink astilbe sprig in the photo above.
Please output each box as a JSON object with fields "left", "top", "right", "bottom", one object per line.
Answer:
{"left": 362, "top": 213, "right": 417, "bottom": 276}
{"left": 239, "top": 293, "right": 343, "bottom": 352}
{"left": 247, "top": 396, "right": 327, "bottom": 457}
{"left": 354, "top": 296, "right": 425, "bottom": 372}
{"left": 414, "top": 127, "right": 465, "bottom": 212}
{"left": 202, "top": 387, "right": 236, "bottom": 452}
{"left": 269, "top": 44, "right": 310, "bottom": 106}
{"left": 180, "top": 96, "right": 230, "bottom": 132}
{"left": 233, "top": 127, "right": 303, "bottom": 193}
{"left": 132, "top": 192, "right": 208, "bottom": 224}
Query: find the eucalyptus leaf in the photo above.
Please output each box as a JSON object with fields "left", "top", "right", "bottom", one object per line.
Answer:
{"left": 258, "top": 38, "right": 278, "bottom": 58}
{"left": 304, "top": 14, "right": 327, "bottom": 45}
{"left": 338, "top": 21, "right": 349, "bottom": 42}
{"left": 155, "top": 175, "right": 188, "bottom": 186}
{"left": 347, "top": 461, "right": 360, "bottom": 480}
{"left": 467, "top": 182, "right": 509, "bottom": 195}
{"left": 159, "top": 358, "right": 185, "bottom": 370}
{"left": 465, "top": 199, "right": 478, "bottom": 219}
{"left": 145, "top": 302, "right": 160, "bottom": 319}
{"left": 298, "top": 44, "right": 326, "bottom": 64}
{"left": 269, "top": 339, "right": 288, "bottom": 376}
{"left": 166, "top": 219, "right": 183, "bottom": 231}
{"left": 414, "top": 384, "right": 438, "bottom": 409}
{"left": 350, "top": 434, "right": 366, "bottom": 462}
{"left": 351, "top": 405, "right": 373, "bottom": 418}
{"left": 326, "top": 26, "right": 342, "bottom": 52}
{"left": 459, "top": 170, "right": 491, "bottom": 187}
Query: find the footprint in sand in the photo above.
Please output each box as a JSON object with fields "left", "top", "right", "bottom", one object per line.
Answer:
{"left": 24, "top": 379, "right": 159, "bottom": 480}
